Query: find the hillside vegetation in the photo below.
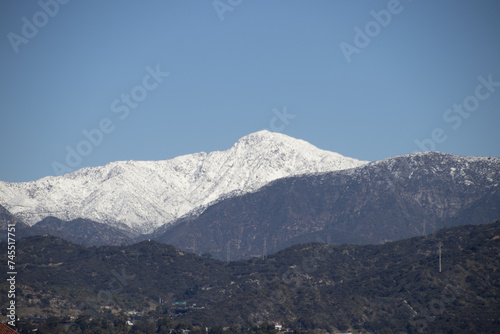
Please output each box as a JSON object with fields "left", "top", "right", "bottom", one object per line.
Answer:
{"left": 1, "top": 221, "right": 499, "bottom": 333}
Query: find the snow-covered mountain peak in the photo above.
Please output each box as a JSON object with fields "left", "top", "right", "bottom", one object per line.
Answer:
{"left": 0, "top": 131, "right": 368, "bottom": 234}
{"left": 235, "top": 130, "right": 309, "bottom": 149}
{"left": 232, "top": 130, "right": 346, "bottom": 160}
{"left": 234, "top": 130, "right": 295, "bottom": 147}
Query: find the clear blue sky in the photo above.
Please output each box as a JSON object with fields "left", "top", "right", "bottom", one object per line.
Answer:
{"left": 1, "top": 0, "right": 499, "bottom": 182}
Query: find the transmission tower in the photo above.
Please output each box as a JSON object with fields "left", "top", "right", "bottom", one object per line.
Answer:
{"left": 263, "top": 237, "right": 267, "bottom": 259}
{"left": 438, "top": 242, "right": 442, "bottom": 273}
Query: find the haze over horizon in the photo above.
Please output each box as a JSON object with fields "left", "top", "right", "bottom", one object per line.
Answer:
{"left": 1, "top": 0, "right": 500, "bottom": 182}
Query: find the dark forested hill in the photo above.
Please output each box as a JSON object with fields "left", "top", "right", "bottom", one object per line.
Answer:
{"left": 17, "top": 216, "right": 137, "bottom": 246}
{"left": 1, "top": 204, "right": 136, "bottom": 247}
{"left": 1, "top": 221, "right": 499, "bottom": 333}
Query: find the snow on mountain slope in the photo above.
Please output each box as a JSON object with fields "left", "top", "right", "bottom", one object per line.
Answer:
{"left": 0, "top": 131, "right": 368, "bottom": 234}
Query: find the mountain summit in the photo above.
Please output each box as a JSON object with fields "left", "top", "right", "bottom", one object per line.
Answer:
{"left": 0, "top": 131, "right": 367, "bottom": 233}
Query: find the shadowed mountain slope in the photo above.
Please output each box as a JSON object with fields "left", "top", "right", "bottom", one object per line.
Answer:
{"left": 154, "top": 152, "right": 500, "bottom": 260}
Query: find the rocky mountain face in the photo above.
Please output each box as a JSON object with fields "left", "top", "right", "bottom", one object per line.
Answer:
{"left": 0, "top": 131, "right": 366, "bottom": 234}
{"left": 154, "top": 152, "right": 500, "bottom": 260}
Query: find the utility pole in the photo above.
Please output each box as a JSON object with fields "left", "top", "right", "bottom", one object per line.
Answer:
{"left": 263, "top": 237, "right": 267, "bottom": 259}
{"left": 438, "top": 242, "right": 442, "bottom": 273}
{"left": 226, "top": 242, "right": 231, "bottom": 262}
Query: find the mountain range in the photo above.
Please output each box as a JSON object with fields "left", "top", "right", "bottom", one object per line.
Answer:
{"left": 0, "top": 131, "right": 366, "bottom": 234}
{"left": 1, "top": 131, "right": 499, "bottom": 260}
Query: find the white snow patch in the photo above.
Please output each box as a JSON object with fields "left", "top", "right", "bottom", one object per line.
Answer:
{"left": 0, "top": 131, "right": 368, "bottom": 234}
